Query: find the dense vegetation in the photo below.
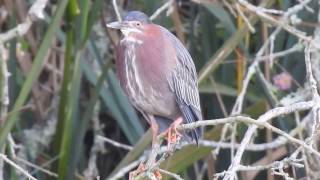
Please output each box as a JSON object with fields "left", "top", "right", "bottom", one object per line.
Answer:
{"left": 0, "top": 0, "right": 320, "bottom": 179}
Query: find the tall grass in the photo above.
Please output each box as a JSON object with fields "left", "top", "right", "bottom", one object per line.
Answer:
{"left": 0, "top": 0, "right": 319, "bottom": 179}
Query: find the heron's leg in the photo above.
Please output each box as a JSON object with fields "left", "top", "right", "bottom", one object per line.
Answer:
{"left": 129, "top": 115, "right": 161, "bottom": 180}
{"left": 145, "top": 115, "right": 162, "bottom": 167}
{"left": 148, "top": 115, "right": 159, "bottom": 146}
{"left": 140, "top": 113, "right": 159, "bottom": 146}
{"left": 129, "top": 163, "right": 145, "bottom": 180}
{"left": 160, "top": 117, "right": 183, "bottom": 149}
{"left": 171, "top": 117, "right": 183, "bottom": 136}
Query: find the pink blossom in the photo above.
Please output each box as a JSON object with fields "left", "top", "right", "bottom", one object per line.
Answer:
{"left": 273, "top": 72, "right": 292, "bottom": 90}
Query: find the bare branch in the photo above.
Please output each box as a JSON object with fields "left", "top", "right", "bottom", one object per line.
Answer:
{"left": 112, "top": 0, "right": 122, "bottom": 21}
{"left": 0, "top": 0, "right": 49, "bottom": 44}
{"left": 0, "top": 154, "right": 37, "bottom": 180}
{"left": 97, "top": 135, "right": 133, "bottom": 151}
{"left": 235, "top": 3, "right": 255, "bottom": 33}
{"left": 157, "top": 168, "right": 183, "bottom": 180}
{"left": 223, "top": 100, "right": 315, "bottom": 180}
{"left": 150, "top": 0, "right": 174, "bottom": 21}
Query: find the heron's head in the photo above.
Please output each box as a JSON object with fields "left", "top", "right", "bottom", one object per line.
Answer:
{"left": 107, "top": 11, "right": 151, "bottom": 37}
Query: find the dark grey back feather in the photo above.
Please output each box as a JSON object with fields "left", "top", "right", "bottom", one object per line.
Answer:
{"left": 160, "top": 26, "right": 203, "bottom": 144}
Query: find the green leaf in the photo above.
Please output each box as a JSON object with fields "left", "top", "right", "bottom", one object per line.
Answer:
{"left": 204, "top": 3, "right": 236, "bottom": 35}
{"left": 57, "top": 50, "right": 82, "bottom": 180}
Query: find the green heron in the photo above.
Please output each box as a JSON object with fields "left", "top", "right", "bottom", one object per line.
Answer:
{"left": 107, "top": 11, "right": 202, "bottom": 147}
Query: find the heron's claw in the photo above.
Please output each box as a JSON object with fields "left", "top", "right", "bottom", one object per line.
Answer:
{"left": 161, "top": 117, "right": 183, "bottom": 150}
{"left": 129, "top": 163, "right": 145, "bottom": 180}
{"left": 129, "top": 162, "right": 163, "bottom": 180}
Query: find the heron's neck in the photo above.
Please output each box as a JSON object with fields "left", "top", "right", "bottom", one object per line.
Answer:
{"left": 121, "top": 34, "right": 143, "bottom": 45}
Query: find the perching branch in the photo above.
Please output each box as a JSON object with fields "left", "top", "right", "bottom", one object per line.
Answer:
{"left": 110, "top": 100, "right": 316, "bottom": 179}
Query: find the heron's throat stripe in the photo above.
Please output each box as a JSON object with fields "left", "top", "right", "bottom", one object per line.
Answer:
{"left": 121, "top": 36, "right": 143, "bottom": 45}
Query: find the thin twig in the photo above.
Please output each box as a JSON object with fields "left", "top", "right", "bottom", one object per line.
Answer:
{"left": 150, "top": 0, "right": 174, "bottom": 21}
{"left": 200, "top": 113, "right": 308, "bottom": 151}
{"left": 112, "top": 0, "right": 122, "bottom": 21}
{"left": 157, "top": 168, "right": 183, "bottom": 180}
{"left": 304, "top": 43, "right": 320, "bottom": 147}
{"left": 235, "top": 3, "right": 256, "bottom": 33}
{"left": 223, "top": 101, "right": 315, "bottom": 180}
{"left": 15, "top": 157, "right": 58, "bottom": 178}
{"left": 239, "top": 0, "right": 317, "bottom": 48}
{"left": 108, "top": 156, "right": 146, "bottom": 180}
{"left": 0, "top": 154, "right": 37, "bottom": 180}
{"left": 97, "top": 135, "right": 133, "bottom": 151}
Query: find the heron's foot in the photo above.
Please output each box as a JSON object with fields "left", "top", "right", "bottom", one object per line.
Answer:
{"left": 129, "top": 163, "right": 145, "bottom": 180}
{"left": 161, "top": 117, "right": 183, "bottom": 150}
{"left": 154, "top": 170, "right": 162, "bottom": 179}
{"left": 129, "top": 162, "right": 162, "bottom": 180}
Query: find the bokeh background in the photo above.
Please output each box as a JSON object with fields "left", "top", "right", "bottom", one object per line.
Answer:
{"left": 0, "top": 0, "right": 320, "bottom": 179}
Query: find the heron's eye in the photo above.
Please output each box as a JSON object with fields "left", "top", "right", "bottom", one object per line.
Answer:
{"left": 136, "top": 22, "right": 141, "bottom": 26}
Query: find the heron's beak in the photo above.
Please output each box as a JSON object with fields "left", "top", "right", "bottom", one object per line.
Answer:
{"left": 107, "top": 21, "right": 128, "bottom": 29}
{"left": 107, "top": 21, "right": 142, "bottom": 36}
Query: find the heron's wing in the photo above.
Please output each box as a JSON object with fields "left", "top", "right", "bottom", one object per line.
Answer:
{"left": 161, "top": 26, "right": 202, "bottom": 143}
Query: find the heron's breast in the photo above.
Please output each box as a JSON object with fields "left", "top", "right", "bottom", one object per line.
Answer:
{"left": 119, "top": 39, "right": 179, "bottom": 118}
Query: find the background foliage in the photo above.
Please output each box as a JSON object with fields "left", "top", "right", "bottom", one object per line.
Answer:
{"left": 0, "top": 0, "right": 319, "bottom": 179}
